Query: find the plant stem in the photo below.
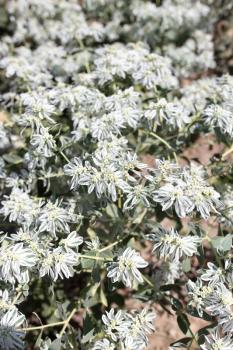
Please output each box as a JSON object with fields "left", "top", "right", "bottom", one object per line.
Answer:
{"left": 222, "top": 144, "right": 233, "bottom": 158}
{"left": 149, "top": 132, "right": 174, "bottom": 150}
{"left": 60, "top": 150, "right": 69, "bottom": 163}
{"left": 13, "top": 291, "right": 22, "bottom": 305}
{"left": 38, "top": 171, "right": 65, "bottom": 180}
{"left": 143, "top": 274, "right": 154, "bottom": 288}
{"left": 78, "top": 254, "right": 112, "bottom": 261}
{"left": 98, "top": 239, "right": 123, "bottom": 253}
{"left": 22, "top": 309, "right": 77, "bottom": 334}
{"left": 187, "top": 326, "right": 197, "bottom": 350}
{"left": 118, "top": 188, "right": 122, "bottom": 209}
{"left": 209, "top": 240, "right": 223, "bottom": 268}
{"left": 59, "top": 308, "right": 77, "bottom": 337}
{"left": 22, "top": 321, "right": 65, "bottom": 332}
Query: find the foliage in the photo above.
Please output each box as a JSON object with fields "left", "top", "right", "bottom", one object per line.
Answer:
{"left": 0, "top": 1, "right": 232, "bottom": 349}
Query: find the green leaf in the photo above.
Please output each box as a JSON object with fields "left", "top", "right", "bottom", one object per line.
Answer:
{"left": 81, "top": 329, "right": 95, "bottom": 344}
{"left": 177, "top": 314, "right": 190, "bottom": 334}
{"left": 34, "top": 330, "right": 43, "bottom": 349}
{"left": 81, "top": 252, "right": 98, "bottom": 269}
{"left": 197, "top": 324, "right": 216, "bottom": 338}
{"left": 187, "top": 306, "right": 213, "bottom": 321}
{"left": 182, "top": 258, "right": 191, "bottom": 273}
{"left": 0, "top": 8, "right": 8, "bottom": 29}
{"left": 211, "top": 234, "right": 232, "bottom": 252}
{"left": 171, "top": 297, "right": 183, "bottom": 311}
{"left": 92, "top": 265, "right": 101, "bottom": 283}
{"left": 105, "top": 203, "right": 119, "bottom": 219}
{"left": 49, "top": 338, "right": 61, "bottom": 350}
{"left": 197, "top": 245, "right": 205, "bottom": 266}
{"left": 3, "top": 154, "right": 23, "bottom": 164}
{"left": 83, "top": 295, "right": 99, "bottom": 308}
{"left": 55, "top": 302, "right": 68, "bottom": 320}
{"left": 133, "top": 208, "right": 147, "bottom": 224}
{"left": 100, "top": 287, "right": 108, "bottom": 307}
{"left": 160, "top": 281, "right": 185, "bottom": 291}
{"left": 83, "top": 313, "right": 94, "bottom": 337}
{"left": 89, "top": 282, "right": 100, "bottom": 297}
{"left": 170, "top": 337, "right": 192, "bottom": 348}
{"left": 211, "top": 236, "right": 221, "bottom": 249}
{"left": 221, "top": 234, "right": 232, "bottom": 252}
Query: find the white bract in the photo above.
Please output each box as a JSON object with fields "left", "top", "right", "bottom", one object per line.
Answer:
{"left": 200, "top": 328, "right": 233, "bottom": 350}
{"left": 0, "top": 308, "right": 25, "bottom": 350}
{"left": 148, "top": 227, "right": 201, "bottom": 261}
{"left": 107, "top": 248, "right": 148, "bottom": 288}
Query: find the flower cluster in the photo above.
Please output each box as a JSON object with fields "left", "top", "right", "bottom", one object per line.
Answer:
{"left": 0, "top": 0, "right": 232, "bottom": 349}
{"left": 152, "top": 162, "right": 222, "bottom": 219}
{"left": 93, "top": 308, "right": 156, "bottom": 350}
{"left": 107, "top": 247, "right": 148, "bottom": 288}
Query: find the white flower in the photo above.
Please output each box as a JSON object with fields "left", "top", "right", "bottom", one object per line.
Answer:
{"left": 203, "top": 104, "right": 233, "bottom": 137}
{"left": 189, "top": 186, "right": 221, "bottom": 220}
{"left": 153, "top": 260, "right": 182, "bottom": 287}
{"left": 187, "top": 279, "right": 214, "bottom": 317}
{"left": 206, "top": 284, "right": 233, "bottom": 316}
{"left": 107, "top": 247, "right": 148, "bottom": 288}
{"left": 30, "top": 126, "right": 56, "bottom": 157}
{"left": 122, "top": 335, "right": 147, "bottom": 350}
{"left": 132, "top": 309, "right": 156, "bottom": 335}
{"left": 60, "top": 231, "right": 83, "bottom": 251}
{"left": 200, "top": 328, "right": 233, "bottom": 350}
{"left": 39, "top": 247, "right": 78, "bottom": 281}
{"left": 20, "top": 91, "right": 55, "bottom": 125}
{"left": 64, "top": 157, "right": 89, "bottom": 190}
{"left": 85, "top": 237, "right": 101, "bottom": 251}
{"left": 0, "top": 243, "right": 37, "bottom": 283}
{"left": 93, "top": 338, "right": 115, "bottom": 350}
{"left": 0, "top": 308, "right": 25, "bottom": 350}
{"left": 148, "top": 227, "right": 200, "bottom": 261}
{"left": 218, "top": 309, "right": 233, "bottom": 334}
{"left": 71, "top": 158, "right": 127, "bottom": 201}
{"left": 96, "top": 308, "right": 156, "bottom": 350}
{"left": 122, "top": 309, "right": 156, "bottom": 350}
{"left": 102, "top": 308, "right": 126, "bottom": 341}
{"left": 144, "top": 99, "right": 190, "bottom": 129}
{"left": 153, "top": 165, "right": 221, "bottom": 219}
{"left": 1, "top": 188, "right": 41, "bottom": 225}
{"left": 38, "top": 200, "right": 76, "bottom": 236}
{"left": 132, "top": 53, "right": 178, "bottom": 90}
{"left": 90, "top": 112, "right": 124, "bottom": 140}
{"left": 153, "top": 181, "right": 193, "bottom": 218}
{"left": 0, "top": 290, "right": 11, "bottom": 310}
{"left": 0, "top": 122, "right": 10, "bottom": 150}
{"left": 201, "top": 262, "right": 226, "bottom": 284}
{"left": 123, "top": 184, "right": 150, "bottom": 211}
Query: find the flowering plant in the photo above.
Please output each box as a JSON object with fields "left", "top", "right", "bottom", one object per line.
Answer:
{"left": 0, "top": 1, "right": 232, "bottom": 349}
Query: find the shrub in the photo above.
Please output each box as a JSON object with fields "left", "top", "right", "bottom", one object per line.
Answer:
{"left": 0, "top": 1, "right": 232, "bottom": 349}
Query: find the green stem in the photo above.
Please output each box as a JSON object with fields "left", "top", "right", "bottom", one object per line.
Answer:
{"left": 118, "top": 189, "right": 122, "bottom": 209}
{"left": 59, "top": 308, "right": 77, "bottom": 337}
{"left": 98, "top": 239, "right": 123, "bottom": 253}
{"left": 78, "top": 254, "right": 112, "bottom": 261}
{"left": 143, "top": 274, "right": 154, "bottom": 288}
{"left": 22, "top": 321, "right": 65, "bottom": 332}
{"left": 222, "top": 144, "right": 233, "bottom": 158}
{"left": 60, "top": 151, "right": 69, "bottom": 163}
{"left": 38, "top": 171, "right": 65, "bottom": 180}
{"left": 22, "top": 309, "right": 77, "bottom": 334}
{"left": 209, "top": 239, "right": 223, "bottom": 268}
{"left": 149, "top": 132, "right": 174, "bottom": 151}
{"left": 187, "top": 325, "right": 197, "bottom": 350}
